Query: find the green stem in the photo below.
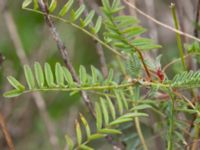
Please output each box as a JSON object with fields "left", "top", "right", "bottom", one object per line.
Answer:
{"left": 192, "top": 123, "right": 200, "bottom": 150}
{"left": 167, "top": 91, "right": 175, "bottom": 150}
{"left": 170, "top": 3, "right": 187, "bottom": 70}
{"left": 129, "top": 87, "right": 148, "bottom": 150}
{"left": 134, "top": 117, "right": 148, "bottom": 150}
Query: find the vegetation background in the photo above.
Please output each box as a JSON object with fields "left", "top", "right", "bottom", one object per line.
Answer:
{"left": 0, "top": 0, "right": 199, "bottom": 149}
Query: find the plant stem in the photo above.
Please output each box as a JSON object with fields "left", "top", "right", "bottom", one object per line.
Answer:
{"left": 134, "top": 47, "right": 152, "bottom": 80}
{"left": 194, "top": 0, "right": 200, "bottom": 38}
{"left": 170, "top": 3, "right": 187, "bottom": 70}
{"left": 167, "top": 91, "right": 175, "bottom": 150}
{"left": 129, "top": 87, "right": 148, "bottom": 150}
{"left": 134, "top": 117, "right": 148, "bottom": 150}
{"left": 0, "top": 112, "right": 15, "bottom": 150}
{"left": 192, "top": 124, "right": 200, "bottom": 150}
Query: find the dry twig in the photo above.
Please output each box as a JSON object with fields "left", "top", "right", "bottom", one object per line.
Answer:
{"left": 194, "top": 0, "right": 200, "bottom": 38}
{"left": 0, "top": 112, "right": 15, "bottom": 150}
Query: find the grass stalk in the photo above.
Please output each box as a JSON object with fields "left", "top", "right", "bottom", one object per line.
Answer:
{"left": 167, "top": 91, "right": 175, "bottom": 150}
{"left": 170, "top": 3, "right": 187, "bottom": 70}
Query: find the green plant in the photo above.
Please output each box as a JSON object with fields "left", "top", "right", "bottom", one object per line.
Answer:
{"left": 3, "top": 0, "right": 200, "bottom": 149}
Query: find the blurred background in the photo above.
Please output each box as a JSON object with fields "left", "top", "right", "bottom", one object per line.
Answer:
{"left": 0, "top": 0, "right": 199, "bottom": 149}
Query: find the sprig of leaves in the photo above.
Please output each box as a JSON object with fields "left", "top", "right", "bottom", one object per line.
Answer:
{"left": 4, "top": 62, "right": 135, "bottom": 98}
{"left": 22, "top": 0, "right": 103, "bottom": 35}
{"left": 102, "top": 0, "right": 161, "bottom": 53}
{"left": 65, "top": 91, "right": 149, "bottom": 149}
{"left": 170, "top": 70, "right": 200, "bottom": 88}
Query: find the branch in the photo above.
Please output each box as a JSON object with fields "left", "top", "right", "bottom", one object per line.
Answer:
{"left": 194, "top": 0, "right": 200, "bottom": 38}
{"left": 124, "top": 0, "right": 200, "bottom": 42}
{"left": 37, "top": 0, "right": 95, "bottom": 116}
{"left": 0, "top": 1, "right": 60, "bottom": 149}
{"left": 0, "top": 112, "right": 15, "bottom": 150}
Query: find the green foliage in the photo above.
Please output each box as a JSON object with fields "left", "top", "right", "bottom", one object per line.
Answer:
{"left": 185, "top": 41, "right": 200, "bottom": 53}
{"left": 4, "top": 62, "right": 134, "bottom": 98}
{"left": 102, "top": 0, "right": 161, "bottom": 53}
{"left": 4, "top": 0, "right": 200, "bottom": 149}
{"left": 21, "top": 0, "right": 161, "bottom": 57}
{"left": 65, "top": 92, "right": 148, "bottom": 149}
{"left": 170, "top": 70, "right": 200, "bottom": 88}
{"left": 22, "top": 0, "right": 103, "bottom": 35}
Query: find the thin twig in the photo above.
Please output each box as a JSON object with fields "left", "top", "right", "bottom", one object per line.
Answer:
{"left": 0, "top": 1, "right": 60, "bottom": 149}
{"left": 163, "top": 52, "right": 200, "bottom": 72}
{"left": 123, "top": 0, "right": 200, "bottom": 42}
{"left": 37, "top": 0, "right": 95, "bottom": 116}
{"left": 0, "top": 112, "right": 15, "bottom": 150}
{"left": 170, "top": 3, "right": 187, "bottom": 70}
{"left": 135, "top": 47, "right": 152, "bottom": 80}
{"left": 128, "top": 87, "right": 148, "bottom": 150}
{"left": 194, "top": 0, "right": 200, "bottom": 38}
{"left": 78, "top": 0, "right": 108, "bottom": 77}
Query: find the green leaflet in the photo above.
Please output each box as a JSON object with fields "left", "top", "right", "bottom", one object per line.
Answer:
{"left": 88, "top": 133, "right": 105, "bottom": 141}
{"left": 118, "top": 112, "right": 148, "bottom": 119}
{"left": 62, "top": 67, "right": 74, "bottom": 86}
{"left": 82, "top": 10, "right": 95, "bottom": 27}
{"left": 99, "top": 128, "right": 122, "bottom": 134}
{"left": 106, "top": 96, "right": 116, "bottom": 120}
{"left": 71, "top": 4, "right": 85, "bottom": 21}
{"left": 75, "top": 120, "right": 82, "bottom": 145}
{"left": 79, "top": 145, "right": 94, "bottom": 150}
{"left": 121, "top": 26, "right": 146, "bottom": 37}
{"left": 34, "top": 62, "right": 44, "bottom": 88}
{"left": 105, "top": 69, "right": 114, "bottom": 83}
{"left": 24, "top": 65, "right": 35, "bottom": 89}
{"left": 119, "top": 90, "right": 128, "bottom": 110}
{"left": 44, "top": 63, "right": 56, "bottom": 87}
{"left": 114, "top": 16, "right": 139, "bottom": 27}
{"left": 114, "top": 90, "right": 123, "bottom": 115}
{"left": 33, "top": 0, "right": 39, "bottom": 9}
{"left": 101, "top": 0, "right": 110, "bottom": 14}
{"left": 194, "top": 117, "right": 200, "bottom": 124}
{"left": 100, "top": 98, "right": 109, "bottom": 125}
{"left": 110, "top": 118, "right": 133, "bottom": 126}
{"left": 65, "top": 135, "right": 74, "bottom": 150}
{"left": 79, "top": 65, "right": 87, "bottom": 84}
{"left": 3, "top": 90, "right": 22, "bottom": 98}
{"left": 112, "top": 0, "right": 121, "bottom": 9}
{"left": 49, "top": 0, "right": 57, "bottom": 13}
{"left": 59, "top": 0, "right": 74, "bottom": 16}
{"left": 130, "top": 104, "right": 152, "bottom": 111}
{"left": 91, "top": 66, "right": 97, "bottom": 84}
{"left": 131, "top": 38, "right": 161, "bottom": 51}
{"left": 55, "top": 63, "right": 64, "bottom": 87}
{"left": 95, "top": 102, "right": 102, "bottom": 130}
{"left": 7, "top": 76, "right": 25, "bottom": 91}
{"left": 80, "top": 113, "right": 91, "bottom": 138}
{"left": 92, "top": 16, "right": 102, "bottom": 34}
{"left": 22, "top": 0, "right": 32, "bottom": 8}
